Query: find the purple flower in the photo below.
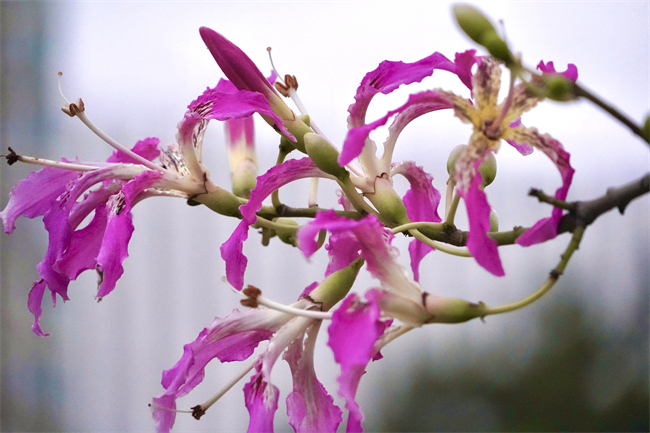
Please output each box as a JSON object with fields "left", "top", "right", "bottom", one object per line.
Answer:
{"left": 1, "top": 75, "right": 287, "bottom": 335}
{"left": 436, "top": 55, "right": 577, "bottom": 274}
{"left": 151, "top": 296, "right": 341, "bottom": 433}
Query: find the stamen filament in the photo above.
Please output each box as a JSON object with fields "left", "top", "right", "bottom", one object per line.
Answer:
{"left": 12, "top": 154, "right": 98, "bottom": 172}
{"left": 75, "top": 111, "right": 169, "bottom": 174}
{"left": 266, "top": 47, "right": 286, "bottom": 87}
{"left": 197, "top": 354, "right": 259, "bottom": 415}
{"left": 224, "top": 279, "right": 334, "bottom": 320}
{"left": 147, "top": 403, "right": 193, "bottom": 414}
{"left": 57, "top": 72, "right": 173, "bottom": 176}
{"left": 309, "top": 178, "right": 319, "bottom": 207}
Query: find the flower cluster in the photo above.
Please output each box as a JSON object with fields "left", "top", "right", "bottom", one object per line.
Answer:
{"left": 2, "top": 10, "right": 580, "bottom": 432}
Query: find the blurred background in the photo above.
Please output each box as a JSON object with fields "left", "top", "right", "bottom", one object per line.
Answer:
{"left": 1, "top": 1, "right": 648, "bottom": 431}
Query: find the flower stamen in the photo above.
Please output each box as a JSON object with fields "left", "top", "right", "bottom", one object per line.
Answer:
{"left": 3, "top": 147, "right": 98, "bottom": 171}
{"left": 57, "top": 72, "right": 172, "bottom": 175}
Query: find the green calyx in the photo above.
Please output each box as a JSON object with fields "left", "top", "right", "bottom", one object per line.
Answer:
{"left": 424, "top": 293, "right": 485, "bottom": 324}
{"left": 189, "top": 186, "right": 243, "bottom": 218}
{"left": 304, "top": 133, "right": 348, "bottom": 180}
{"left": 273, "top": 217, "right": 299, "bottom": 246}
{"left": 282, "top": 114, "right": 313, "bottom": 154}
{"left": 307, "top": 258, "right": 363, "bottom": 311}
{"left": 366, "top": 175, "right": 409, "bottom": 226}
{"left": 546, "top": 76, "right": 574, "bottom": 101}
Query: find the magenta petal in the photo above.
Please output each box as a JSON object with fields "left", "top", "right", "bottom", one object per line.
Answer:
{"left": 453, "top": 49, "right": 478, "bottom": 90}
{"left": 324, "top": 232, "right": 361, "bottom": 276}
{"left": 27, "top": 280, "right": 49, "bottom": 337}
{"left": 244, "top": 367, "right": 280, "bottom": 433}
{"left": 328, "top": 294, "right": 384, "bottom": 433}
{"left": 96, "top": 171, "right": 162, "bottom": 298}
{"left": 220, "top": 220, "right": 250, "bottom": 291}
{"left": 107, "top": 137, "right": 161, "bottom": 164}
{"left": 516, "top": 132, "right": 574, "bottom": 246}
{"left": 241, "top": 158, "right": 327, "bottom": 224}
{"left": 348, "top": 52, "right": 457, "bottom": 127}
{"left": 285, "top": 325, "right": 343, "bottom": 433}
{"left": 151, "top": 395, "right": 176, "bottom": 433}
{"left": 340, "top": 90, "right": 452, "bottom": 166}
{"left": 460, "top": 172, "right": 505, "bottom": 277}
{"left": 392, "top": 161, "right": 442, "bottom": 281}
{"left": 0, "top": 166, "right": 80, "bottom": 233}
{"left": 537, "top": 60, "right": 579, "bottom": 82}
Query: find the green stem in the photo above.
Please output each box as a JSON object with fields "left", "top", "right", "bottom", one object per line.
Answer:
{"left": 445, "top": 193, "right": 461, "bottom": 226}
{"left": 480, "top": 225, "right": 585, "bottom": 316}
{"left": 574, "top": 84, "right": 649, "bottom": 145}
{"left": 409, "top": 228, "right": 472, "bottom": 257}
{"left": 391, "top": 221, "right": 445, "bottom": 235}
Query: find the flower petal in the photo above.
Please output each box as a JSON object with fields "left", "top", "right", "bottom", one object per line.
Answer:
{"left": 328, "top": 293, "right": 384, "bottom": 433}
{"left": 340, "top": 90, "right": 453, "bottom": 167}
{"left": 472, "top": 57, "right": 501, "bottom": 111}
{"left": 107, "top": 137, "right": 161, "bottom": 164}
{"left": 96, "top": 170, "right": 163, "bottom": 298}
{"left": 515, "top": 129, "right": 574, "bottom": 246}
{"left": 152, "top": 308, "right": 285, "bottom": 431}
{"left": 391, "top": 161, "right": 442, "bottom": 281}
{"left": 285, "top": 322, "right": 343, "bottom": 433}
{"left": 347, "top": 52, "right": 457, "bottom": 128}
{"left": 0, "top": 165, "right": 80, "bottom": 234}
{"left": 27, "top": 279, "right": 50, "bottom": 337}
{"left": 537, "top": 60, "right": 579, "bottom": 82}
{"left": 221, "top": 158, "right": 330, "bottom": 290}
{"left": 459, "top": 164, "right": 505, "bottom": 276}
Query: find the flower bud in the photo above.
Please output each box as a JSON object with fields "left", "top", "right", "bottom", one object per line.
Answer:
{"left": 423, "top": 293, "right": 485, "bottom": 324}
{"left": 489, "top": 208, "right": 499, "bottom": 232}
{"left": 546, "top": 76, "right": 573, "bottom": 101}
{"left": 482, "top": 32, "right": 514, "bottom": 65}
{"left": 453, "top": 4, "right": 497, "bottom": 45}
{"left": 225, "top": 117, "right": 257, "bottom": 198}
{"left": 308, "top": 258, "right": 363, "bottom": 310}
{"left": 273, "top": 217, "right": 298, "bottom": 246}
{"left": 447, "top": 144, "right": 497, "bottom": 187}
{"left": 304, "top": 133, "right": 348, "bottom": 179}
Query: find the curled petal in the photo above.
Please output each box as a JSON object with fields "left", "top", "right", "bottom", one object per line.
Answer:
{"left": 244, "top": 368, "right": 280, "bottom": 433}
{"left": 328, "top": 294, "right": 384, "bottom": 433}
{"left": 221, "top": 158, "right": 330, "bottom": 290}
{"left": 459, "top": 166, "right": 505, "bottom": 276}
{"left": 341, "top": 90, "right": 453, "bottom": 166}
{"left": 0, "top": 165, "right": 80, "bottom": 234}
{"left": 285, "top": 323, "right": 342, "bottom": 433}
{"left": 391, "top": 161, "right": 442, "bottom": 281}
{"left": 96, "top": 171, "right": 163, "bottom": 298}
{"left": 505, "top": 119, "right": 534, "bottom": 155}
{"left": 515, "top": 129, "right": 574, "bottom": 246}
{"left": 27, "top": 280, "right": 49, "bottom": 337}
{"left": 347, "top": 52, "right": 456, "bottom": 128}
{"left": 537, "top": 60, "right": 579, "bottom": 82}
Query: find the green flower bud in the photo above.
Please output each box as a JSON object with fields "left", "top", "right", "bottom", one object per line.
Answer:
{"left": 453, "top": 4, "right": 497, "bottom": 45}
{"left": 273, "top": 217, "right": 299, "bottom": 246}
{"left": 304, "top": 132, "right": 348, "bottom": 180}
{"left": 308, "top": 258, "right": 363, "bottom": 310}
{"left": 479, "top": 151, "right": 497, "bottom": 187}
{"left": 447, "top": 144, "right": 497, "bottom": 187}
{"left": 446, "top": 144, "right": 468, "bottom": 176}
{"left": 489, "top": 208, "right": 499, "bottom": 232}
{"left": 546, "top": 76, "right": 572, "bottom": 101}
{"left": 481, "top": 31, "right": 514, "bottom": 65}
{"left": 366, "top": 175, "right": 409, "bottom": 225}
{"left": 424, "top": 293, "right": 485, "bottom": 324}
